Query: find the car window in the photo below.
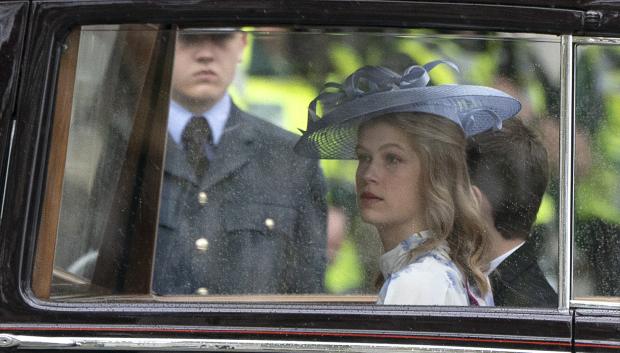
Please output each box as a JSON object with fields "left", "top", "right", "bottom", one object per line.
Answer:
{"left": 35, "top": 25, "right": 561, "bottom": 307}
{"left": 573, "top": 41, "right": 620, "bottom": 303}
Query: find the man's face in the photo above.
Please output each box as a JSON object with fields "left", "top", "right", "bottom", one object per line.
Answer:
{"left": 171, "top": 31, "right": 246, "bottom": 112}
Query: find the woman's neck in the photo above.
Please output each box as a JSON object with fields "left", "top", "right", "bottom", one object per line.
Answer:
{"left": 378, "top": 222, "right": 427, "bottom": 252}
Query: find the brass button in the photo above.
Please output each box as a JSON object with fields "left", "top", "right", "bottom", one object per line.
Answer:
{"left": 195, "top": 237, "right": 209, "bottom": 252}
{"left": 198, "top": 191, "right": 208, "bottom": 205}
{"left": 264, "top": 217, "right": 275, "bottom": 230}
{"left": 195, "top": 287, "right": 209, "bottom": 295}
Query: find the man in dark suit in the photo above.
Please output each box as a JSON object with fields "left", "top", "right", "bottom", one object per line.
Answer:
{"left": 153, "top": 29, "right": 327, "bottom": 295}
{"left": 467, "top": 118, "right": 557, "bottom": 307}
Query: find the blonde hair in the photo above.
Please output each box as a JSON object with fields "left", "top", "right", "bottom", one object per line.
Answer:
{"left": 365, "top": 112, "right": 490, "bottom": 294}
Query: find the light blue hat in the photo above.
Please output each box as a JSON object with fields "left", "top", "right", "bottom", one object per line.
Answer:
{"left": 294, "top": 60, "right": 521, "bottom": 159}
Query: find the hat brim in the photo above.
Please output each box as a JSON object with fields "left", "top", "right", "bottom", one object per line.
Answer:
{"left": 294, "top": 85, "right": 521, "bottom": 159}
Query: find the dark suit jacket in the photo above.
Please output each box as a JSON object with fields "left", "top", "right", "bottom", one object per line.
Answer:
{"left": 153, "top": 105, "right": 327, "bottom": 295}
{"left": 490, "top": 240, "right": 557, "bottom": 307}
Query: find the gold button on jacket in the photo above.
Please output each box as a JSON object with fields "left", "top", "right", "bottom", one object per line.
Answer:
{"left": 195, "top": 287, "right": 209, "bottom": 295}
{"left": 198, "top": 191, "right": 208, "bottom": 205}
{"left": 195, "top": 237, "right": 209, "bottom": 252}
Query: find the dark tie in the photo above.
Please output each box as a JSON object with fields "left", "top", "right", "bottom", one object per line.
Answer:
{"left": 182, "top": 116, "right": 213, "bottom": 178}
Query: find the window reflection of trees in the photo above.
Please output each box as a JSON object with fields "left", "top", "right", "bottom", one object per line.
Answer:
{"left": 244, "top": 31, "right": 561, "bottom": 297}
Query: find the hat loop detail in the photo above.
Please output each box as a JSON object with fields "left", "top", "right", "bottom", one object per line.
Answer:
{"left": 460, "top": 108, "right": 504, "bottom": 133}
{"left": 306, "top": 60, "right": 459, "bottom": 126}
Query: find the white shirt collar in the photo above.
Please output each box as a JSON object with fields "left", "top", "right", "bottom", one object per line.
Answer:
{"left": 168, "top": 94, "right": 232, "bottom": 146}
{"left": 487, "top": 240, "right": 526, "bottom": 274}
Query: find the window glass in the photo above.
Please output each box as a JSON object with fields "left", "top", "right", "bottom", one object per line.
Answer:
{"left": 574, "top": 43, "right": 620, "bottom": 301}
{"left": 45, "top": 25, "right": 561, "bottom": 307}
{"left": 51, "top": 25, "right": 170, "bottom": 297}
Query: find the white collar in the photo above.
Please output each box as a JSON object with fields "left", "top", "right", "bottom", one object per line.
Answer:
{"left": 487, "top": 240, "right": 526, "bottom": 274}
{"left": 379, "top": 230, "right": 440, "bottom": 278}
{"left": 168, "top": 94, "right": 232, "bottom": 145}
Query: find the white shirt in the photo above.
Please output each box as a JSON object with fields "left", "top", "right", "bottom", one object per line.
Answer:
{"left": 377, "top": 231, "right": 486, "bottom": 306}
{"left": 167, "top": 94, "right": 232, "bottom": 146}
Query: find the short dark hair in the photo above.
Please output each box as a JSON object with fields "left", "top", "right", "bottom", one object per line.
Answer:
{"left": 466, "top": 118, "right": 549, "bottom": 240}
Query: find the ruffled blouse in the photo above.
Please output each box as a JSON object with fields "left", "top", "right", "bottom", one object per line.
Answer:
{"left": 377, "top": 231, "right": 486, "bottom": 306}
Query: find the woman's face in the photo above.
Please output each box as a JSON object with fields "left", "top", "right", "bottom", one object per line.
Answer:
{"left": 355, "top": 120, "right": 426, "bottom": 235}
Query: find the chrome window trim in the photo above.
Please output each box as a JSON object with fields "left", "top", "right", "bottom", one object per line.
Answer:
{"left": 571, "top": 299, "right": 620, "bottom": 308}
{"left": 0, "top": 334, "right": 569, "bottom": 352}
{"left": 559, "top": 34, "right": 573, "bottom": 312}
{"left": 573, "top": 36, "right": 620, "bottom": 45}
{"left": 0, "top": 119, "right": 16, "bottom": 222}
{"left": 42, "top": 27, "right": 568, "bottom": 310}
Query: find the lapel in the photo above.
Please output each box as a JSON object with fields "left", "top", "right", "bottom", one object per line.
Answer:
{"left": 164, "top": 133, "right": 197, "bottom": 184}
{"left": 201, "top": 105, "right": 257, "bottom": 190}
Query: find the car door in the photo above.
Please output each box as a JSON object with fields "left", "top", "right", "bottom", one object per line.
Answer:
{"left": 0, "top": 1, "right": 585, "bottom": 352}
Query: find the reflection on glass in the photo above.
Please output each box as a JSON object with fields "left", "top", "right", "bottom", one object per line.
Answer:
{"left": 53, "top": 25, "right": 165, "bottom": 296}
{"left": 574, "top": 44, "right": 620, "bottom": 299}
{"left": 49, "top": 26, "right": 560, "bottom": 307}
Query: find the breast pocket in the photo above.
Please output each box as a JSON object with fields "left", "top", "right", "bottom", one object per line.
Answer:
{"left": 222, "top": 203, "right": 297, "bottom": 238}
{"left": 218, "top": 203, "right": 298, "bottom": 293}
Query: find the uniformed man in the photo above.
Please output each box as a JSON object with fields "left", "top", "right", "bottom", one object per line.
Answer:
{"left": 153, "top": 29, "right": 327, "bottom": 295}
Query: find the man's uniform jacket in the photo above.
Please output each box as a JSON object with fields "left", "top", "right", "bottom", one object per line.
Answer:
{"left": 490, "top": 240, "right": 558, "bottom": 307}
{"left": 153, "top": 106, "right": 327, "bottom": 295}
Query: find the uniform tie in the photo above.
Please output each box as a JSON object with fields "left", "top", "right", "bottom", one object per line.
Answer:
{"left": 182, "top": 116, "right": 213, "bottom": 178}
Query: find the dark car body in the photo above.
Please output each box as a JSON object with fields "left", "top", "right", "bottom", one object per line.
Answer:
{"left": 0, "top": 1, "right": 619, "bottom": 352}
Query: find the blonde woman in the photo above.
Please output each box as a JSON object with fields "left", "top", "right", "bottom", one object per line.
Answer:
{"left": 295, "top": 61, "right": 521, "bottom": 305}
